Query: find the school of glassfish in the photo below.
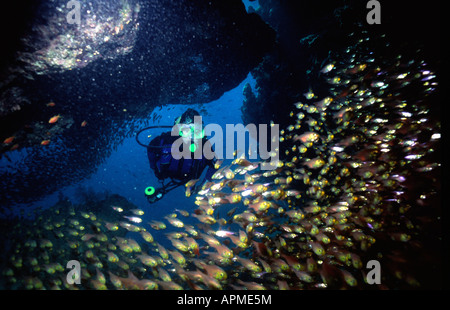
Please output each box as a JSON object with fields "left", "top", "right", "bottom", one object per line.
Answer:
{"left": 1, "top": 32, "right": 441, "bottom": 289}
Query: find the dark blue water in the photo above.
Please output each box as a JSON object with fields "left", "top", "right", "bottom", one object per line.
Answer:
{"left": 10, "top": 73, "right": 256, "bottom": 249}
{"left": 32, "top": 73, "right": 254, "bottom": 208}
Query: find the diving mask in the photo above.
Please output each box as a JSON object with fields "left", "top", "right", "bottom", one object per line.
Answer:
{"left": 178, "top": 124, "right": 204, "bottom": 140}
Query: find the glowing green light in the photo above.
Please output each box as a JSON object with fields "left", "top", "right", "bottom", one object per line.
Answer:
{"left": 145, "top": 186, "right": 155, "bottom": 196}
{"left": 194, "top": 129, "right": 205, "bottom": 139}
{"left": 190, "top": 143, "right": 196, "bottom": 152}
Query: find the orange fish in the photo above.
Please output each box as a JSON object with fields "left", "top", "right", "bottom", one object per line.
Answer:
{"left": 41, "top": 140, "right": 50, "bottom": 145}
{"left": 303, "top": 157, "right": 325, "bottom": 169}
{"left": 3, "top": 136, "right": 14, "bottom": 144}
{"left": 81, "top": 120, "right": 87, "bottom": 127}
{"left": 293, "top": 132, "right": 320, "bottom": 143}
{"left": 10, "top": 144, "right": 19, "bottom": 151}
{"left": 46, "top": 101, "right": 56, "bottom": 107}
{"left": 48, "top": 115, "right": 60, "bottom": 124}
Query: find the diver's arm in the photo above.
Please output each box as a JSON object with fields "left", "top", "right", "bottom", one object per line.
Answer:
{"left": 147, "top": 135, "right": 163, "bottom": 178}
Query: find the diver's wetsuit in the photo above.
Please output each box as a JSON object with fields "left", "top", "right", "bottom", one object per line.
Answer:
{"left": 147, "top": 132, "right": 216, "bottom": 183}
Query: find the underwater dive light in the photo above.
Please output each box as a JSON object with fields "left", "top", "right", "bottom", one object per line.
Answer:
{"left": 144, "top": 186, "right": 155, "bottom": 196}
{"left": 189, "top": 143, "right": 197, "bottom": 152}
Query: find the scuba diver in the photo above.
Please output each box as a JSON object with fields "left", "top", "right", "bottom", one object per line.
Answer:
{"left": 136, "top": 108, "right": 217, "bottom": 204}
